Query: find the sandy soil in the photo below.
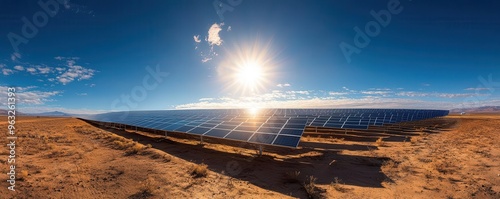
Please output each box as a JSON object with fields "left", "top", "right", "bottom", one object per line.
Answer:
{"left": 0, "top": 115, "right": 498, "bottom": 199}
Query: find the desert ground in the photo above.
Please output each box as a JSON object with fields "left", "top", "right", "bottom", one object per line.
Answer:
{"left": 0, "top": 114, "right": 499, "bottom": 199}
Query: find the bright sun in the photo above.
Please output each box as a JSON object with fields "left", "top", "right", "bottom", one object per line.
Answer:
{"left": 236, "top": 61, "right": 263, "bottom": 91}
{"left": 218, "top": 39, "right": 278, "bottom": 97}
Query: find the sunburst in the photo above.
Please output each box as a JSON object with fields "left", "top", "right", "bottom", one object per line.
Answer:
{"left": 217, "top": 39, "right": 279, "bottom": 96}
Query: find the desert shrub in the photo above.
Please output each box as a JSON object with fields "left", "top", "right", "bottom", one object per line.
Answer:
{"left": 376, "top": 137, "right": 387, "bottom": 147}
{"left": 303, "top": 176, "right": 324, "bottom": 199}
{"left": 410, "top": 136, "right": 420, "bottom": 145}
{"left": 190, "top": 163, "right": 208, "bottom": 178}
{"left": 124, "top": 144, "right": 146, "bottom": 156}
{"left": 330, "top": 177, "right": 350, "bottom": 192}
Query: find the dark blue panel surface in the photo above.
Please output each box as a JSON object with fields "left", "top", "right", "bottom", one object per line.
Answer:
{"left": 272, "top": 135, "right": 301, "bottom": 147}
{"left": 80, "top": 108, "right": 449, "bottom": 148}
{"left": 225, "top": 130, "right": 254, "bottom": 141}
{"left": 205, "top": 128, "right": 231, "bottom": 137}
{"left": 249, "top": 133, "right": 276, "bottom": 144}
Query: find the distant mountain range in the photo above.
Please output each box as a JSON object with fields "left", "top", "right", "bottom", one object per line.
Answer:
{"left": 450, "top": 106, "right": 500, "bottom": 113}
{"left": 32, "top": 111, "right": 73, "bottom": 117}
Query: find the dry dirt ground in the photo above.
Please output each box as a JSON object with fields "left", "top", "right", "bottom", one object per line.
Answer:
{"left": 0, "top": 114, "right": 498, "bottom": 199}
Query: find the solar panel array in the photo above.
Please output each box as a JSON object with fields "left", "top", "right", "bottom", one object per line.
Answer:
{"left": 80, "top": 109, "right": 448, "bottom": 148}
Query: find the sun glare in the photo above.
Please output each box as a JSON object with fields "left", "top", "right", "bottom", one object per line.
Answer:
{"left": 218, "top": 39, "right": 279, "bottom": 97}
{"left": 247, "top": 107, "right": 260, "bottom": 116}
{"left": 236, "top": 61, "right": 264, "bottom": 91}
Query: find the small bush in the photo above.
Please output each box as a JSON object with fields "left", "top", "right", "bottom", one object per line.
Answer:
{"left": 190, "top": 163, "right": 208, "bottom": 178}
{"left": 140, "top": 178, "right": 155, "bottom": 194}
{"left": 163, "top": 155, "right": 172, "bottom": 162}
{"left": 303, "top": 176, "right": 324, "bottom": 199}
{"left": 410, "top": 136, "right": 420, "bottom": 145}
{"left": 125, "top": 144, "right": 146, "bottom": 156}
{"left": 376, "top": 137, "right": 386, "bottom": 147}
{"left": 112, "top": 140, "right": 133, "bottom": 150}
{"left": 330, "top": 177, "right": 350, "bottom": 193}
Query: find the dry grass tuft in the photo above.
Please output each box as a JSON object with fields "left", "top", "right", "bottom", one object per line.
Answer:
{"left": 129, "top": 178, "right": 155, "bottom": 199}
{"left": 150, "top": 153, "right": 172, "bottom": 162}
{"left": 376, "top": 137, "right": 387, "bottom": 147}
{"left": 303, "top": 176, "right": 325, "bottom": 199}
{"left": 410, "top": 136, "right": 420, "bottom": 145}
{"left": 330, "top": 177, "right": 350, "bottom": 193}
{"left": 124, "top": 144, "right": 147, "bottom": 156}
{"left": 433, "top": 161, "right": 453, "bottom": 174}
{"left": 140, "top": 177, "right": 155, "bottom": 194}
{"left": 190, "top": 163, "right": 208, "bottom": 178}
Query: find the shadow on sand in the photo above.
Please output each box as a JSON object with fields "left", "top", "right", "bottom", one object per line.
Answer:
{"left": 84, "top": 121, "right": 392, "bottom": 197}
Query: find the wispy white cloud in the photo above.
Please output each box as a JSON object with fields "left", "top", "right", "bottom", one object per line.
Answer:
{"left": 56, "top": 65, "right": 95, "bottom": 85}
{"left": 175, "top": 88, "right": 498, "bottom": 110}
{"left": 193, "top": 35, "right": 201, "bottom": 43}
{"left": 287, "top": 90, "right": 310, "bottom": 95}
{"left": 0, "top": 86, "right": 60, "bottom": 105}
{"left": 37, "top": 66, "right": 53, "bottom": 74}
{"left": 54, "top": 56, "right": 80, "bottom": 61}
{"left": 14, "top": 65, "right": 24, "bottom": 71}
{"left": 422, "top": 83, "right": 431, "bottom": 87}
{"left": 328, "top": 91, "right": 349, "bottom": 96}
{"left": 199, "top": 98, "right": 215, "bottom": 101}
{"left": 207, "top": 23, "right": 224, "bottom": 46}
{"left": 175, "top": 96, "right": 459, "bottom": 110}
{"left": 276, "top": 83, "right": 291, "bottom": 88}
{"left": 67, "top": 60, "right": 76, "bottom": 66}
{"left": 361, "top": 91, "right": 393, "bottom": 95}
{"left": 368, "top": 88, "right": 391, "bottom": 91}
{"left": 55, "top": 67, "right": 66, "bottom": 73}
{"left": 2, "top": 68, "right": 14, "bottom": 75}
{"left": 201, "top": 57, "right": 212, "bottom": 63}
{"left": 464, "top": 87, "right": 490, "bottom": 91}
{"left": 396, "top": 91, "right": 486, "bottom": 98}
{"left": 16, "top": 57, "right": 95, "bottom": 85}
{"left": 26, "top": 67, "right": 37, "bottom": 74}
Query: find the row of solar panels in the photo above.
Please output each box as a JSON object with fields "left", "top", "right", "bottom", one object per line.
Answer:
{"left": 80, "top": 109, "right": 449, "bottom": 148}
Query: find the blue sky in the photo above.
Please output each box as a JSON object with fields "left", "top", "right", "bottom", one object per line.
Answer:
{"left": 1, "top": 0, "right": 499, "bottom": 113}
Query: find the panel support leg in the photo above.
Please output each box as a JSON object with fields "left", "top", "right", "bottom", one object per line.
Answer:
{"left": 258, "top": 145, "right": 263, "bottom": 156}
{"left": 200, "top": 136, "right": 204, "bottom": 144}
{"left": 164, "top": 131, "right": 168, "bottom": 139}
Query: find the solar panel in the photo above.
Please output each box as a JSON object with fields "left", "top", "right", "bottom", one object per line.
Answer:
{"left": 80, "top": 109, "right": 449, "bottom": 148}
